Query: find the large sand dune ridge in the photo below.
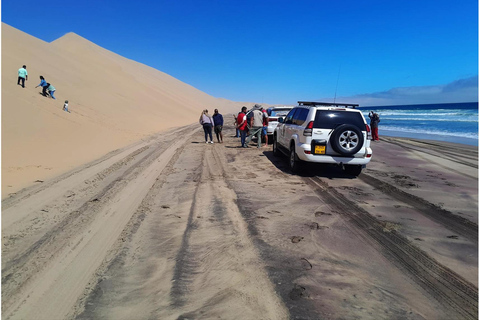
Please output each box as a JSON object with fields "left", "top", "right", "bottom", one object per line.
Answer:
{"left": 2, "top": 23, "right": 250, "bottom": 197}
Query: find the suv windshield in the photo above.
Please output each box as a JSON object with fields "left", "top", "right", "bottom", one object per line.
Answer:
{"left": 313, "top": 110, "right": 365, "bottom": 129}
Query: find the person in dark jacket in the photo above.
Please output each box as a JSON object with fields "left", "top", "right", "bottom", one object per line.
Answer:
{"left": 369, "top": 111, "right": 380, "bottom": 141}
{"left": 35, "top": 76, "right": 49, "bottom": 96}
{"left": 212, "top": 109, "right": 224, "bottom": 143}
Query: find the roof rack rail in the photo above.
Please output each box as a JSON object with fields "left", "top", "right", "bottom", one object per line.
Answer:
{"left": 298, "top": 101, "right": 359, "bottom": 109}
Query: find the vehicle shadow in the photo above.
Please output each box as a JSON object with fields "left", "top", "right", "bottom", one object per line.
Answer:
{"left": 262, "top": 150, "right": 357, "bottom": 179}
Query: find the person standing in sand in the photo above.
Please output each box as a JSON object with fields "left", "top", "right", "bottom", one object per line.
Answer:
{"left": 35, "top": 76, "right": 49, "bottom": 96}
{"left": 233, "top": 114, "right": 240, "bottom": 137}
{"left": 369, "top": 111, "right": 380, "bottom": 141}
{"left": 245, "top": 104, "right": 264, "bottom": 148}
{"left": 17, "top": 65, "right": 28, "bottom": 88}
{"left": 237, "top": 106, "right": 248, "bottom": 147}
{"left": 212, "top": 109, "right": 224, "bottom": 143}
{"left": 261, "top": 106, "right": 269, "bottom": 147}
{"left": 199, "top": 109, "right": 215, "bottom": 143}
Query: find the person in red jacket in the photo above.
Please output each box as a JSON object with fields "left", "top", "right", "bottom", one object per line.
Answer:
{"left": 236, "top": 106, "right": 248, "bottom": 147}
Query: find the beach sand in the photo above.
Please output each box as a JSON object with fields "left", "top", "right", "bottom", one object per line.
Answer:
{"left": 2, "top": 23, "right": 478, "bottom": 319}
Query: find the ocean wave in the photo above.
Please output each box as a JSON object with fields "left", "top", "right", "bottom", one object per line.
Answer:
{"left": 379, "top": 117, "right": 478, "bottom": 122}
{"left": 380, "top": 126, "right": 478, "bottom": 139}
{"left": 364, "top": 111, "right": 477, "bottom": 117}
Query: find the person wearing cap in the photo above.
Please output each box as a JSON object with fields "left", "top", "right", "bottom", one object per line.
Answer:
{"left": 17, "top": 65, "right": 28, "bottom": 88}
{"left": 245, "top": 105, "right": 264, "bottom": 148}
{"left": 212, "top": 109, "right": 224, "bottom": 143}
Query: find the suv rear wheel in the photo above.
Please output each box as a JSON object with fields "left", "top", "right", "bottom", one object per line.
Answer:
{"left": 273, "top": 135, "right": 281, "bottom": 156}
{"left": 289, "top": 145, "right": 301, "bottom": 173}
{"left": 330, "top": 124, "right": 364, "bottom": 155}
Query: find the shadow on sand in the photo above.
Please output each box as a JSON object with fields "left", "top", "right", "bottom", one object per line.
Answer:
{"left": 261, "top": 149, "right": 357, "bottom": 180}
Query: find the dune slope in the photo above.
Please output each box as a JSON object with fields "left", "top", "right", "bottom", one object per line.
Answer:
{"left": 1, "top": 23, "right": 243, "bottom": 197}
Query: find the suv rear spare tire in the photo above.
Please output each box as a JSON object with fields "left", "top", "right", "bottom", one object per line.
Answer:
{"left": 331, "top": 124, "right": 364, "bottom": 155}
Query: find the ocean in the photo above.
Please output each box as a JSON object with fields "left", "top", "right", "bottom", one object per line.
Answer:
{"left": 359, "top": 102, "right": 478, "bottom": 146}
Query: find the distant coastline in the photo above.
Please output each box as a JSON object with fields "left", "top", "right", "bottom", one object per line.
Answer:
{"left": 359, "top": 102, "right": 478, "bottom": 146}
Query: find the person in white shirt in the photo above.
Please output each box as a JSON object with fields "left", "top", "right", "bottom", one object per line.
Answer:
{"left": 199, "top": 109, "right": 215, "bottom": 143}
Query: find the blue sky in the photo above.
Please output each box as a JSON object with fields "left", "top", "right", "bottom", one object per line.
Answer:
{"left": 2, "top": 0, "right": 478, "bottom": 106}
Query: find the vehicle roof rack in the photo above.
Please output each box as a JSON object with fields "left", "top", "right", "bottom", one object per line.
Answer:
{"left": 298, "top": 101, "right": 359, "bottom": 109}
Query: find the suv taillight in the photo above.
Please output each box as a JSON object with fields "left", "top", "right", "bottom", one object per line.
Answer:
{"left": 366, "top": 124, "right": 372, "bottom": 140}
{"left": 303, "top": 121, "right": 314, "bottom": 136}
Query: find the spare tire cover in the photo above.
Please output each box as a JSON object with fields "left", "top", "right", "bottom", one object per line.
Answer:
{"left": 330, "top": 124, "right": 364, "bottom": 155}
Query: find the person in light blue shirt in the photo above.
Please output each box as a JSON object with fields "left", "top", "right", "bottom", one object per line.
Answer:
{"left": 47, "top": 83, "right": 56, "bottom": 100}
{"left": 35, "top": 76, "right": 49, "bottom": 96}
{"left": 17, "top": 65, "right": 28, "bottom": 88}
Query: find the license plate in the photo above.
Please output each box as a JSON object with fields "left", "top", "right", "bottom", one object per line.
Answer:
{"left": 314, "top": 145, "right": 325, "bottom": 154}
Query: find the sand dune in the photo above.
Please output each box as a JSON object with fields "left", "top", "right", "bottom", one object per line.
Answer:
{"left": 1, "top": 23, "right": 257, "bottom": 197}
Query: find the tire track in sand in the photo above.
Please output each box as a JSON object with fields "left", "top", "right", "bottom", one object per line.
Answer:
{"left": 306, "top": 176, "right": 478, "bottom": 320}
{"left": 2, "top": 129, "right": 198, "bottom": 320}
{"left": 169, "top": 143, "right": 288, "bottom": 319}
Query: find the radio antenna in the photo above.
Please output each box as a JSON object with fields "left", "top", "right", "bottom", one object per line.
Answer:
{"left": 333, "top": 65, "right": 341, "bottom": 103}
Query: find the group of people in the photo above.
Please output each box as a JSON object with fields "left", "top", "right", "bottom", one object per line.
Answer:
{"left": 199, "top": 104, "right": 269, "bottom": 148}
{"left": 235, "top": 104, "right": 269, "bottom": 148}
{"left": 199, "top": 109, "right": 224, "bottom": 143}
{"left": 18, "top": 64, "right": 70, "bottom": 112}
{"left": 34, "top": 75, "right": 56, "bottom": 100}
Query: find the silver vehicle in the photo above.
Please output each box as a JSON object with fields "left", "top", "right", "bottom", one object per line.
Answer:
{"left": 273, "top": 101, "right": 372, "bottom": 176}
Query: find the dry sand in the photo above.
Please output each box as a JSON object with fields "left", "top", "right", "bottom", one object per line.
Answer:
{"left": 2, "top": 121, "right": 477, "bottom": 319}
{"left": 2, "top": 23, "right": 478, "bottom": 320}
{"left": 2, "top": 23, "right": 260, "bottom": 197}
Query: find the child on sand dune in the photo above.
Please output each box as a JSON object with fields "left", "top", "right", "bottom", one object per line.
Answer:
{"left": 63, "top": 100, "right": 70, "bottom": 113}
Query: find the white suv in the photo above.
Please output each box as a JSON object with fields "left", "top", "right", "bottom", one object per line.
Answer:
{"left": 266, "top": 106, "right": 293, "bottom": 142}
{"left": 273, "top": 101, "right": 373, "bottom": 176}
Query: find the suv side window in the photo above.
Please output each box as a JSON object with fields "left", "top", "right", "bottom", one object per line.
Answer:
{"left": 284, "top": 108, "right": 297, "bottom": 124}
{"left": 293, "top": 108, "right": 309, "bottom": 125}
{"left": 313, "top": 110, "right": 365, "bottom": 129}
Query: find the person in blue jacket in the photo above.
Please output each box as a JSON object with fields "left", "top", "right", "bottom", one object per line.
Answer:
{"left": 212, "top": 109, "right": 224, "bottom": 143}
{"left": 35, "top": 76, "right": 49, "bottom": 96}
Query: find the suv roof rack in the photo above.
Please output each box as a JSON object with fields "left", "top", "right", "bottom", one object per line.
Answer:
{"left": 298, "top": 101, "right": 359, "bottom": 109}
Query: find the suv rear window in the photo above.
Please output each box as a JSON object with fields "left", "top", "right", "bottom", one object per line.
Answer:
{"left": 313, "top": 110, "right": 365, "bottom": 129}
{"left": 271, "top": 109, "right": 291, "bottom": 117}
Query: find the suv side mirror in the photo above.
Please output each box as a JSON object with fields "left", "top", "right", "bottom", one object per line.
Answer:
{"left": 278, "top": 117, "right": 285, "bottom": 123}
